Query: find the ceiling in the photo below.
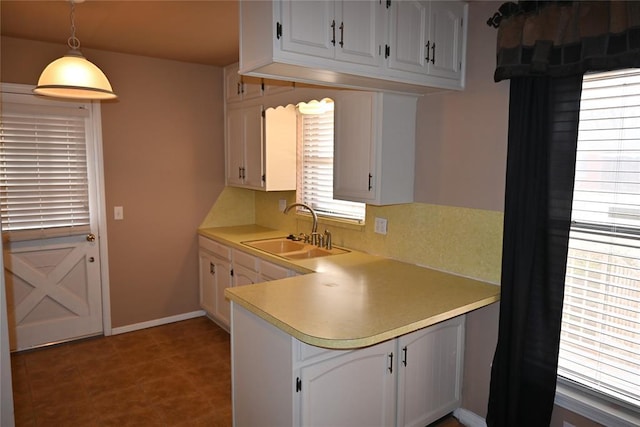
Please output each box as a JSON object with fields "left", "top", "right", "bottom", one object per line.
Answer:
{"left": 0, "top": 0, "right": 240, "bottom": 67}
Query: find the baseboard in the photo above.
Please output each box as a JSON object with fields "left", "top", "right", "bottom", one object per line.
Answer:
{"left": 454, "top": 408, "right": 487, "bottom": 427}
{"left": 110, "top": 310, "right": 206, "bottom": 335}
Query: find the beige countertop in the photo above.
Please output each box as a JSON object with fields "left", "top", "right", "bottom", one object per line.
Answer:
{"left": 200, "top": 225, "right": 500, "bottom": 349}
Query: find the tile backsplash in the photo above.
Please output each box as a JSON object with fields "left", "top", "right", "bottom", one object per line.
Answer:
{"left": 201, "top": 187, "right": 503, "bottom": 284}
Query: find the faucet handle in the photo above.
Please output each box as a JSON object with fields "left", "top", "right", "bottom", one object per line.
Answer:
{"left": 324, "top": 229, "right": 332, "bottom": 249}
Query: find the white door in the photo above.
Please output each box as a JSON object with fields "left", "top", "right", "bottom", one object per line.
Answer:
{"left": 1, "top": 85, "right": 106, "bottom": 351}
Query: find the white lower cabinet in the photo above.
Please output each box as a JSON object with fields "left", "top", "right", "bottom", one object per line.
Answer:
{"left": 198, "top": 236, "right": 232, "bottom": 329}
{"left": 396, "top": 316, "right": 465, "bottom": 427}
{"left": 199, "top": 237, "right": 296, "bottom": 330}
{"left": 296, "top": 340, "right": 397, "bottom": 427}
{"left": 231, "top": 303, "right": 465, "bottom": 427}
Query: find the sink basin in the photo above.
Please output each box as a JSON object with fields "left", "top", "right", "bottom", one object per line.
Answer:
{"left": 245, "top": 239, "right": 306, "bottom": 254}
{"left": 285, "top": 247, "right": 333, "bottom": 259}
{"left": 243, "top": 237, "right": 349, "bottom": 260}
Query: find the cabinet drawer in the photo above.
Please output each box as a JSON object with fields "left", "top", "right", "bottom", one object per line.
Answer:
{"left": 198, "top": 236, "right": 231, "bottom": 260}
{"left": 232, "top": 248, "right": 258, "bottom": 271}
{"left": 260, "top": 259, "right": 291, "bottom": 281}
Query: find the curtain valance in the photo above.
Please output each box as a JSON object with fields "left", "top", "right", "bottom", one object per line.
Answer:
{"left": 493, "top": 1, "right": 640, "bottom": 82}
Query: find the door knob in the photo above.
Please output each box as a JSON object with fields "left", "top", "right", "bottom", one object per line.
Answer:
{"left": 86, "top": 233, "right": 96, "bottom": 242}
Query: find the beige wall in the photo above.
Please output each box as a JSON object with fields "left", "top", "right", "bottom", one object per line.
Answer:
{"left": 1, "top": 36, "right": 225, "bottom": 328}
{"left": 415, "top": 1, "right": 510, "bottom": 212}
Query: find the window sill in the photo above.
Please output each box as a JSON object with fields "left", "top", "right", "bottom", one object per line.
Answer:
{"left": 555, "top": 381, "right": 640, "bottom": 427}
{"left": 295, "top": 212, "right": 365, "bottom": 232}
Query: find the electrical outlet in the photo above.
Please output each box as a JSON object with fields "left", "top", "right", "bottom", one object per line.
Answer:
{"left": 279, "top": 199, "right": 287, "bottom": 212}
{"left": 374, "top": 217, "right": 387, "bottom": 235}
{"left": 114, "top": 206, "right": 124, "bottom": 220}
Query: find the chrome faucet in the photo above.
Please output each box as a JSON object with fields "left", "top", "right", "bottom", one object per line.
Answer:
{"left": 284, "top": 202, "right": 318, "bottom": 244}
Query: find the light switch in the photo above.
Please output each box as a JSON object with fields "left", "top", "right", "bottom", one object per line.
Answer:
{"left": 114, "top": 206, "right": 124, "bottom": 220}
{"left": 279, "top": 199, "right": 287, "bottom": 212}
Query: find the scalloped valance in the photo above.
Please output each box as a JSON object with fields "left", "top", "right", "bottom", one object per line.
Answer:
{"left": 491, "top": 1, "right": 640, "bottom": 82}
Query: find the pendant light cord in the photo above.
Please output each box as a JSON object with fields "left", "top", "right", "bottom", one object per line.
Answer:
{"left": 67, "top": 0, "right": 81, "bottom": 50}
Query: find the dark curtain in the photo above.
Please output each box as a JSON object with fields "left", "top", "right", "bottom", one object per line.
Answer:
{"left": 486, "top": 75, "right": 583, "bottom": 426}
{"left": 494, "top": 1, "right": 640, "bottom": 82}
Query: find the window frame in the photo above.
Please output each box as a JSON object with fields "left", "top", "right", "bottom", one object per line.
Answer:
{"left": 295, "top": 99, "right": 366, "bottom": 224}
{"left": 555, "top": 69, "right": 640, "bottom": 426}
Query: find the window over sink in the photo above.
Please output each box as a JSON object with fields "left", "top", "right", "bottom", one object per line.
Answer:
{"left": 295, "top": 98, "right": 365, "bottom": 223}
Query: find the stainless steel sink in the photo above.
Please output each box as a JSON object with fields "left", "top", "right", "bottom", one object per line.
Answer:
{"left": 243, "top": 237, "right": 349, "bottom": 260}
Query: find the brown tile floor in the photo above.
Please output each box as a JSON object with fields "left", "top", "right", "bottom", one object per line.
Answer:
{"left": 11, "top": 316, "right": 231, "bottom": 427}
{"left": 11, "top": 316, "right": 465, "bottom": 427}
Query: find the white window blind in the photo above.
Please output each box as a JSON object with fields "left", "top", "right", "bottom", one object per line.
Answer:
{"left": 297, "top": 103, "right": 365, "bottom": 222}
{"left": 0, "top": 96, "right": 92, "bottom": 239}
{"left": 558, "top": 69, "right": 640, "bottom": 410}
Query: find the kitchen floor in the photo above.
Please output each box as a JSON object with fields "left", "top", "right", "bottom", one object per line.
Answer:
{"left": 10, "top": 316, "right": 466, "bottom": 427}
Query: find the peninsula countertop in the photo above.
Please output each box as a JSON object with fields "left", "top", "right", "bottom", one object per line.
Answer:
{"left": 199, "top": 225, "right": 500, "bottom": 349}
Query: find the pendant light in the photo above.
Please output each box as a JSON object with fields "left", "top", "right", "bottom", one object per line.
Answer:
{"left": 34, "top": 0, "right": 117, "bottom": 100}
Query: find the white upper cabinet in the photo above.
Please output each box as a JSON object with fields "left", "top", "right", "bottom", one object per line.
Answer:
{"left": 387, "top": 1, "right": 466, "bottom": 83}
{"left": 226, "top": 104, "right": 297, "bottom": 191}
{"left": 226, "top": 104, "right": 264, "bottom": 189}
{"left": 239, "top": 0, "right": 467, "bottom": 93}
{"left": 280, "top": 1, "right": 335, "bottom": 59}
{"left": 333, "top": 91, "right": 417, "bottom": 205}
{"left": 279, "top": 0, "right": 383, "bottom": 67}
{"left": 225, "top": 63, "right": 263, "bottom": 103}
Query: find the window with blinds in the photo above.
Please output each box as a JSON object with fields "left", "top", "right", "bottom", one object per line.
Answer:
{"left": 558, "top": 69, "right": 640, "bottom": 410}
{"left": 297, "top": 99, "right": 365, "bottom": 222}
{"left": 0, "top": 93, "right": 92, "bottom": 239}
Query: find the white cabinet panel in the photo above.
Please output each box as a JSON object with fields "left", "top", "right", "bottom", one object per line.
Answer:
{"left": 226, "top": 104, "right": 264, "bottom": 189}
{"left": 387, "top": 0, "right": 429, "bottom": 74}
{"left": 281, "top": 0, "right": 334, "bottom": 58}
{"left": 396, "top": 316, "right": 465, "bottom": 427}
{"left": 199, "top": 239, "right": 232, "bottom": 330}
{"left": 387, "top": 1, "right": 466, "bottom": 83}
{"left": 297, "top": 340, "right": 396, "bottom": 427}
{"left": 333, "top": 91, "right": 417, "bottom": 205}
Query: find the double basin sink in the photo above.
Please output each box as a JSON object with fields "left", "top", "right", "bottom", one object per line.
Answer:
{"left": 243, "top": 237, "right": 349, "bottom": 260}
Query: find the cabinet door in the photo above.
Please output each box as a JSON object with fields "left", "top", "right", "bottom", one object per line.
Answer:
{"left": 297, "top": 339, "right": 396, "bottom": 427}
{"left": 225, "top": 63, "right": 244, "bottom": 103}
{"left": 387, "top": 0, "right": 429, "bottom": 74}
{"left": 199, "top": 250, "right": 217, "bottom": 316}
{"left": 280, "top": 0, "right": 334, "bottom": 58}
{"left": 226, "top": 108, "right": 245, "bottom": 186}
{"left": 226, "top": 105, "right": 264, "bottom": 189}
{"left": 396, "top": 316, "right": 465, "bottom": 427}
{"left": 243, "top": 105, "right": 264, "bottom": 189}
{"left": 259, "top": 259, "right": 291, "bottom": 281}
{"left": 333, "top": 91, "right": 376, "bottom": 203}
{"left": 233, "top": 264, "right": 259, "bottom": 286}
{"left": 428, "top": 1, "right": 465, "bottom": 81}
{"left": 199, "top": 250, "right": 232, "bottom": 329}
{"left": 334, "top": 1, "right": 382, "bottom": 66}
{"left": 263, "top": 105, "right": 297, "bottom": 191}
